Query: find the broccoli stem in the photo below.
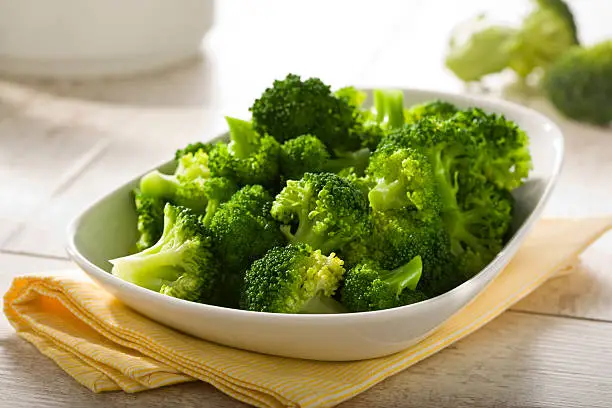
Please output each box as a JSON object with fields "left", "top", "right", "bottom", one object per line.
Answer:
{"left": 111, "top": 250, "right": 184, "bottom": 292}
{"left": 299, "top": 294, "right": 348, "bottom": 314}
{"left": 379, "top": 255, "right": 423, "bottom": 296}
{"left": 368, "top": 179, "right": 408, "bottom": 211}
{"left": 384, "top": 90, "right": 405, "bottom": 129}
{"left": 324, "top": 148, "right": 371, "bottom": 175}
{"left": 374, "top": 89, "right": 387, "bottom": 123}
{"left": 139, "top": 171, "right": 179, "bottom": 200}
{"left": 201, "top": 200, "right": 221, "bottom": 227}
{"left": 225, "top": 116, "right": 259, "bottom": 159}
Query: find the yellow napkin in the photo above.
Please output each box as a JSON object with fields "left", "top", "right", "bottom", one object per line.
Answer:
{"left": 4, "top": 217, "right": 612, "bottom": 408}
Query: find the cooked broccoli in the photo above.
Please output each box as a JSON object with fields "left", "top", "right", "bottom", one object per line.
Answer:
{"left": 404, "top": 100, "right": 458, "bottom": 124}
{"left": 110, "top": 203, "right": 219, "bottom": 303}
{"left": 139, "top": 149, "right": 211, "bottom": 212}
{"left": 270, "top": 172, "right": 371, "bottom": 255}
{"left": 250, "top": 73, "right": 358, "bottom": 150}
{"left": 240, "top": 243, "right": 346, "bottom": 313}
{"left": 445, "top": 15, "right": 518, "bottom": 83}
{"left": 133, "top": 189, "right": 166, "bottom": 251}
{"left": 208, "top": 116, "right": 281, "bottom": 188}
{"left": 341, "top": 255, "right": 427, "bottom": 312}
{"left": 451, "top": 108, "right": 532, "bottom": 191}
{"left": 542, "top": 40, "right": 612, "bottom": 125}
{"left": 199, "top": 177, "right": 238, "bottom": 226}
{"left": 279, "top": 134, "right": 371, "bottom": 180}
{"left": 175, "top": 142, "right": 213, "bottom": 160}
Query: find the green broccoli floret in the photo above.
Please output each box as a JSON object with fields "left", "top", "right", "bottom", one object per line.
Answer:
{"left": 270, "top": 172, "right": 371, "bottom": 255}
{"left": 404, "top": 100, "right": 459, "bottom": 124}
{"left": 450, "top": 108, "right": 532, "bottom": 191}
{"left": 279, "top": 134, "right": 371, "bottom": 180}
{"left": 445, "top": 15, "right": 518, "bottom": 83}
{"left": 542, "top": 40, "right": 612, "bottom": 125}
{"left": 110, "top": 203, "right": 219, "bottom": 303}
{"left": 208, "top": 116, "right": 280, "bottom": 188}
{"left": 174, "top": 142, "right": 213, "bottom": 160}
{"left": 139, "top": 149, "right": 211, "bottom": 212}
{"left": 340, "top": 255, "right": 427, "bottom": 312}
{"left": 199, "top": 177, "right": 238, "bottom": 226}
{"left": 133, "top": 189, "right": 166, "bottom": 251}
{"left": 249, "top": 73, "right": 359, "bottom": 150}
{"left": 240, "top": 243, "right": 346, "bottom": 313}
{"left": 508, "top": 0, "right": 578, "bottom": 80}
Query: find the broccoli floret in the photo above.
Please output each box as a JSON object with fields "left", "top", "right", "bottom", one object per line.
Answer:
{"left": 139, "top": 150, "right": 211, "bottom": 212}
{"left": 542, "top": 40, "right": 612, "bottom": 125}
{"left": 240, "top": 243, "right": 346, "bottom": 313}
{"left": 110, "top": 204, "right": 219, "bottom": 303}
{"left": 133, "top": 189, "right": 166, "bottom": 251}
{"left": 508, "top": 0, "right": 578, "bottom": 80}
{"left": 199, "top": 177, "right": 238, "bottom": 226}
{"left": 208, "top": 185, "right": 286, "bottom": 305}
{"left": 270, "top": 172, "right": 371, "bottom": 255}
{"left": 404, "top": 100, "right": 459, "bottom": 124}
{"left": 535, "top": 0, "right": 579, "bottom": 44}
{"left": 451, "top": 108, "right": 532, "bottom": 191}
{"left": 249, "top": 74, "right": 359, "bottom": 150}
{"left": 175, "top": 142, "right": 213, "bottom": 160}
{"left": 341, "top": 255, "right": 427, "bottom": 312}
{"left": 208, "top": 116, "right": 280, "bottom": 188}
{"left": 445, "top": 15, "right": 518, "bottom": 83}
{"left": 279, "top": 134, "right": 371, "bottom": 180}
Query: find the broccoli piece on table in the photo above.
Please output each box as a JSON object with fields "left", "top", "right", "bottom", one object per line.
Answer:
{"left": 133, "top": 189, "right": 166, "bottom": 251}
{"left": 249, "top": 73, "right": 359, "bottom": 150}
{"left": 279, "top": 134, "right": 371, "bottom": 180}
{"left": 542, "top": 40, "right": 612, "bottom": 126}
{"left": 110, "top": 203, "right": 219, "bottom": 303}
{"left": 240, "top": 243, "right": 346, "bottom": 313}
{"left": 270, "top": 172, "right": 371, "bottom": 255}
{"left": 208, "top": 116, "right": 281, "bottom": 188}
{"left": 341, "top": 255, "right": 427, "bottom": 312}
{"left": 139, "top": 149, "right": 211, "bottom": 212}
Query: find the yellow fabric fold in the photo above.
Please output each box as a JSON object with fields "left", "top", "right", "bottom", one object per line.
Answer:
{"left": 3, "top": 217, "right": 612, "bottom": 408}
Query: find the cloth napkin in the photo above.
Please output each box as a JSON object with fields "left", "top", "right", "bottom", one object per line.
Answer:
{"left": 4, "top": 217, "right": 612, "bottom": 408}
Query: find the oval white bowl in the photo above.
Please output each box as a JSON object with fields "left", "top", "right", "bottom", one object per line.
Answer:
{"left": 66, "top": 88, "right": 564, "bottom": 361}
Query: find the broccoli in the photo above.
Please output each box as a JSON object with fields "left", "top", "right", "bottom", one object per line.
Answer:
{"left": 404, "top": 100, "right": 458, "bottom": 124}
{"left": 208, "top": 116, "right": 280, "bottom": 188}
{"left": 542, "top": 40, "right": 612, "bottom": 125}
{"left": 133, "top": 189, "right": 166, "bottom": 251}
{"left": 110, "top": 203, "right": 219, "bottom": 303}
{"left": 174, "top": 142, "right": 213, "bottom": 160}
{"left": 199, "top": 177, "right": 239, "bottom": 226}
{"left": 240, "top": 243, "right": 346, "bottom": 313}
{"left": 279, "top": 134, "right": 371, "bottom": 180}
{"left": 270, "top": 172, "right": 371, "bottom": 255}
{"left": 208, "top": 185, "right": 286, "bottom": 304}
{"left": 451, "top": 108, "right": 532, "bottom": 191}
{"left": 139, "top": 149, "right": 211, "bottom": 212}
{"left": 341, "top": 255, "right": 427, "bottom": 312}
{"left": 249, "top": 73, "right": 359, "bottom": 150}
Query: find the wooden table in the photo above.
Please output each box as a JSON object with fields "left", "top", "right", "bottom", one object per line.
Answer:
{"left": 2, "top": 1, "right": 612, "bottom": 406}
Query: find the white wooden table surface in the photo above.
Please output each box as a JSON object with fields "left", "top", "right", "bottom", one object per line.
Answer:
{"left": 2, "top": 1, "right": 612, "bottom": 407}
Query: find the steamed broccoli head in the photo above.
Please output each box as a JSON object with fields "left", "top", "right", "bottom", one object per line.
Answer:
{"left": 271, "top": 172, "right": 371, "bottom": 255}
{"left": 279, "top": 134, "right": 330, "bottom": 181}
{"left": 199, "top": 176, "right": 239, "bottom": 226}
{"left": 110, "top": 203, "right": 219, "bottom": 303}
{"left": 139, "top": 149, "right": 211, "bottom": 212}
{"left": 240, "top": 243, "right": 346, "bottom": 313}
{"left": 208, "top": 117, "right": 280, "bottom": 188}
{"left": 249, "top": 73, "right": 359, "bottom": 150}
{"left": 175, "top": 142, "right": 213, "bottom": 160}
{"left": 542, "top": 40, "right": 612, "bottom": 126}
{"left": 450, "top": 108, "right": 532, "bottom": 191}
{"left": 403, "top": 100, "right": 459, "bottom": 124}
{"left": 341, "top": 255, "right": 427, "bottom": 312}
{"left": 133, "top": 189, "right": 166, "bottom": 251}
{"left": 209, "top": 184, "right": 285, "bottom": 275}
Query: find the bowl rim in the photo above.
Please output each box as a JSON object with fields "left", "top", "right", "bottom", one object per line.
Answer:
{"left": 65, "top": 87, "right": 565, "bottom": 322}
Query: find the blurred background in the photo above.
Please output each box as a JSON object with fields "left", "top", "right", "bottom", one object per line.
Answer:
{"left": 0, "top": 0, "right": 610, "bottom": 259}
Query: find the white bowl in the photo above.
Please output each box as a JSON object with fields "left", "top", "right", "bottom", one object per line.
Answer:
{"left": 0, "top": 0, "right": 214, "bottom": 79}
{"left": 66, "top": 88, "right": 564, "bottom": 361}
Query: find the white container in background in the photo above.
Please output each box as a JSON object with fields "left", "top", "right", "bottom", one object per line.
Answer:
{"left": 0, "top": 0, "right": 214, "bottom": 79}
